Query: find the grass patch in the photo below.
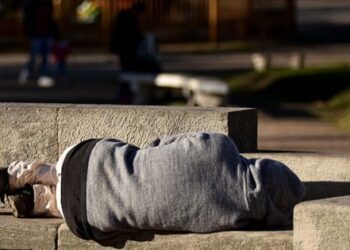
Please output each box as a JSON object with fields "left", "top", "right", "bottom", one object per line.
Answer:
{"left": 327, "top": 89, "right": 350, "bottom": 109}
{"left": 319, "top": 88, "right": 350, "bottom": 130}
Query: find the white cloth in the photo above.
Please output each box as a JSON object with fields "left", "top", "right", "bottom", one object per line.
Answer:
{"left": 55, "top": 144, "right": 78, "bottom": 219}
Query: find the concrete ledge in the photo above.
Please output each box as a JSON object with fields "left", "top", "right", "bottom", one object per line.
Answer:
{"left": 0, "top": 104, "right": 58, "bottom": 163}
{"left": 0, "top": 215, "right": 62, "bottom": 250}
{"left": 244, "top": 153, "right": 350, "bottom": 200}
{"left": 294, "top": 196, "right": 350, "bottom": 250}
{"left": 57, "top": 105, "right": 257, "bottom": 153}
{"left": 0, "top": 214, "right": 292, "bottom": 250}
{"left": 0, "top": 104, "right": 257, "bottom": 166}
{"left": 58, "top": 223, "right": 292, "bottom": 250}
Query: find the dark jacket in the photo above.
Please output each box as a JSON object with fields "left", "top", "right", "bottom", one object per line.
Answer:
{"left": 23, "top": 0, "right": 55, "bottom": 38}
{"left": 110, "top": 9, "right": 143, "bottom": 57}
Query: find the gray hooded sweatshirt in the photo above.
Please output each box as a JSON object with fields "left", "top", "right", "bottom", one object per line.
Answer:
{"left": 59, "top": 132, "right": 305, "bottom": 242}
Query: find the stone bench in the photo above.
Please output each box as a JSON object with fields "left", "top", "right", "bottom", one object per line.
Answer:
{"left": 119, "top": 73, "right": 229, "bottom": 107}
{"left": 294, "top": 196, "right": 350, "bottom": 250}
{"left": 0, "top": 103, "right": 257, "bottom": 167}
{"left": 251, "top": 52, "right": 305, "bottom": 71}
{"left": 0, "top": 214, "right": 293, "bottom": 250}
{"left": 0, "top": 103, "right": 349, "bottom": 249}
{"left": 2, "top": 196, "right": 349, "bottom": 249}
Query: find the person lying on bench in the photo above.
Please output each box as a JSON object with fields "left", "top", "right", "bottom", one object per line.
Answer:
{"left": 0, "top": 132, "right": 305, "bottom": 243}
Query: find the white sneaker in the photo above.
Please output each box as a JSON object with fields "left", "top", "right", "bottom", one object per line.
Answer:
{"left": 18, "top": 68, "right": 29, "bottom": 85}
{"left": 37, "top": 76, "right": 55, "bottom": 88}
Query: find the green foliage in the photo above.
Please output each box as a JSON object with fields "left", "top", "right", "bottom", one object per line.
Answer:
{"left": 327, "top": 89, "right": 350, "bottom": 109}
{"left": 321, "top": 88, "right": 350, "bottom": 130}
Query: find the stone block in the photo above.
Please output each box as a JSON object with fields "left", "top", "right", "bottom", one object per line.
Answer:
{"left": 58, "top": 105, "right": 257, "bottom": 153}
{"left": 0, "top": 103, "right": 59, "bottom": 164}
{"left": 0, "top": 104, "right": 257, "bottom": 165}
{"left": 58, "top": 223, "right": 292, "bottom": 250}
{"left": 0, "top": 215, "right": 62, "bottom": 250}
{"left": 294, "top": 196, "right": 350, "bottom": 250}
{"left": 243, "top": 152, "right": 350, "bottom": 200}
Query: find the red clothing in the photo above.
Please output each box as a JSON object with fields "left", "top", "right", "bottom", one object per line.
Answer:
{"left": 52, "top": 41, "right": 70, "bottom": 62}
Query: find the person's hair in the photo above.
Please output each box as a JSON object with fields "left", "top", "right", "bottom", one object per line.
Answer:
{"left": 132, "top": 2, "right": 145, "bottom": 13}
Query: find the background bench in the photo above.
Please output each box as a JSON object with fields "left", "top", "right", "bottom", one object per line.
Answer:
{"left": 119, "top": 73, "right": 229, "bottom": 107}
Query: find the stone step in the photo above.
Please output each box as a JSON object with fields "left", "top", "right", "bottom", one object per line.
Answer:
{"left": 294, "top": 195, "right": 350, "bottom": 250}
{"left": 2, "top": 196, "right": 350, "bottom": 249}
{"left": 0, "top": 215, "right": 62, "bottom": 250}
{"left": 3, "top": 196, "right": 350, "bottom": 249}
{"left": 0, "top": 103, "right": 257, "bottom": 167}
{"left": 58, "top": 224, "right": 293, "bottom": 250}
{"left": 0, "top": 214, "right": 292, "bottom": 250}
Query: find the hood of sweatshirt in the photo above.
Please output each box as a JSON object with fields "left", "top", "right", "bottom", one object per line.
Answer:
{"left": 247, "top": 158, "right": 306, "bottom": 227}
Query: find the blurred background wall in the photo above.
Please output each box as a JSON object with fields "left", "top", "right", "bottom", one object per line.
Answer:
{"left": 1, "top": 0, "right": 350, "bottom": 49}
{"left": 0, "top": 0, "right": 295, "bottom": 49}
{"left": 297, "top": 0, "right": 350, "bottom": 43}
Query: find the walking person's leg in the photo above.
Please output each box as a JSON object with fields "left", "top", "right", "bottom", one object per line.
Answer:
{"left": 28, "top": 39, "right": 40, "bottom": 75}
{"left": 39, "top": 37, "right": 52, "bottom": 76}
{"left": 37, "top": 37, "right": 56, "bottom": 87}
{"left": 19, "top": 39, "right": 40, "bottom": 84}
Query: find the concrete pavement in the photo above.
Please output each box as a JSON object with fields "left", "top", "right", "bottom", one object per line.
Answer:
{"left": 0, "top": 46, "right": 350, "bottom": 153}
{"left": 3, "top": 43, "right": 350, "bottom": 72}
{"left": 258, "top": 113, "right": 350, "bottom": 153}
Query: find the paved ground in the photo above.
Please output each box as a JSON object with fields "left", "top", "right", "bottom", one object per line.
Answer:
{"left": 258, "top": 114, "right": 350, "bottom": 153}
{"left": 0, "top": 47, "right": 349, "bottom": 153}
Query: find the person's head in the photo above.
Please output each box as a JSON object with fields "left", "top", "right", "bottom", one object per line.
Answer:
{"left": 259, "top": 159, "right": 306, "bottom": 227}
{"left": 131, "top": 2, "right": 145, "bottom": 13}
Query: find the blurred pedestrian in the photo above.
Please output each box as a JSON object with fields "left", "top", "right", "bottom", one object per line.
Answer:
{"left": 52, "top": 28, "right": 70, "bottom": 78}
{"left": 18, "top": 0, "right": 56, "bottom": 86}
{"left": 110, "top": 1, "right": 161, "bottom": 73}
